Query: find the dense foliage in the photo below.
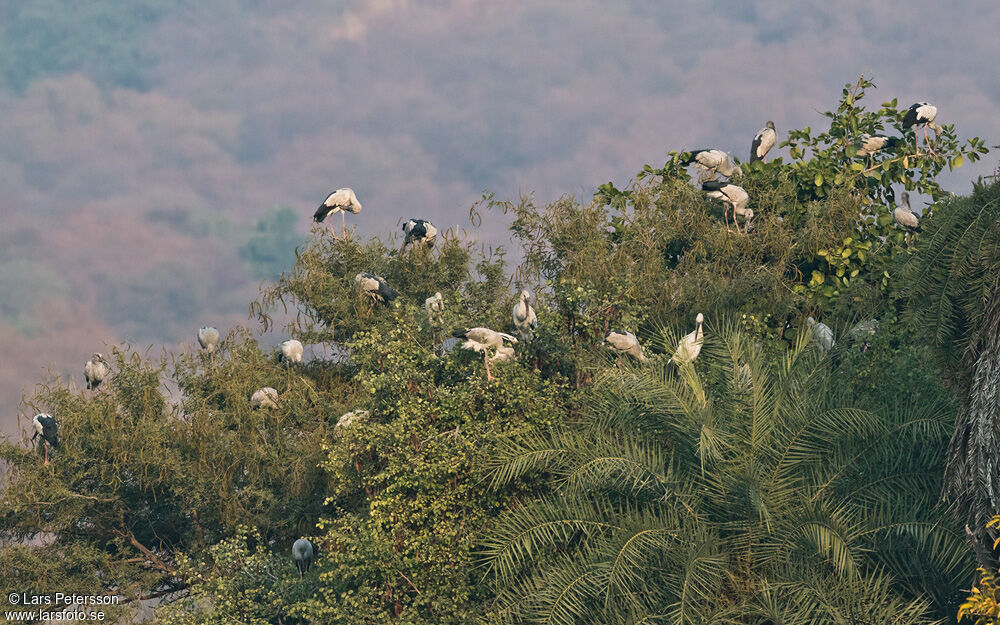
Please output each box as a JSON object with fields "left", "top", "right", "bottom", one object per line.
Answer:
{"left": 0, "top": 78, "right": 995, "bottom": 623}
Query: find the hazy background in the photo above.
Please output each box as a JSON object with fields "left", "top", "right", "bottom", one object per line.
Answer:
{"left": 1, "top": 0, "right": 998, "bottom": 434}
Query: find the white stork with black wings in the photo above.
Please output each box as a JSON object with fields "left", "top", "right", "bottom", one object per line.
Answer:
{"left": 902, "top": 102, "right": 938, "bottom": 155}
{"left": 750, "top": 121, "right": 776, "bottom": 162}
{"left": 512, "top": 290, "right": 537, "bottom": 342}
{"left": 355, "top": 272, "right": 399, "bottom": 307}
{"left": 401, "top": 219, "right": 438, "bottom": 253}
{"left": 855, "top": 134, "right": 899, "bottom": 168}
{"left": 314, "top": 188, "right": 362, "bottom": 238}
{"left": 682, "top": 149, "right": 741, "bottom": 182}
{"left": 702, "top": 181, "right": 752, "bottom": 233}
{"left": 32, "top": 413, "right": 58, "bottom": 465}
{"left": 84, "top": 353, "right": 110, "bottom": 391}
{"left": 452, "top": 327, "right": 517, "bottom": 380}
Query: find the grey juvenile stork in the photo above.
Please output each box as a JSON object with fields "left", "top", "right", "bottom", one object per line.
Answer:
{"left": 670, "top": 313, "right": 705, "bottom": 370}
{"left": 807, "top": 317, "right": 835, "bottom": 354}
{"left": 702, "top": 181, "right": 752, "bottom": 233}
{"left": 893, "top": 191, "right": 922, "bottom": 234}
{"left": 604, "top": 330, "right": 648, "bottom": 367}
{"left": 855, "top": 134, "right": 899, "bottom": 169}
{"left": 32, "top": 413, "right": 58, "bottom": 465}
{"left": 198, "top": 326, "right": 220, "bottom": 354}
{"left": 682, "top": 149, "right": 742, "bottom": 182}
{"left": 84, "top": 353, "right": 110, "bottom": 391}
{"left": 452, "top": 328, "right": 518, "bottom": 380}
{"left": 425, "top": 292, "right": 445, "bottom": 326}
{"left": 902, "top": 102, "right": 938, "bottom": 156}
{"left": 401, "top": 219, "right": 438, "bottom": 253}
{"left": 750, "top": 121, "right": 776, "bottom": 162}
{"left": 355, "top": 272, "right": 399, "bottom": 308}
{"left": 251, "top": 387, "right": 279, "bottom": 410}
{"left": 512, "top": 290, "right": 538, "bottom": 342}
{"left": 314, "top": 188, "right": 362, "bottom": 238}
{"left": 278, "top": 339, "right": 304, "bottom": 364}
{"left": 292, "top": 538, "right": 314, "bottom": 579}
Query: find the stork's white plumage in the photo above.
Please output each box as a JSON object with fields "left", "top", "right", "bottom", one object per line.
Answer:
{"left": 750, "top": 121, "right": 776, "bottom": 162}
{"left": 807, "top": 317, "right": 835, "bottom": 353}
{"left": 855, "top": 134, "right": 898, "bottom": 168}
{"left": 279, "top": 339, "right": 304, "bottom": 364}
{"left": 893, "top": 191, "right": 922, "bottom": 233}
{"left": 702, "top": 181, "right": 752, "bottom": 233}
{"left": 672, "top": 313, "right": 704, "bottom": 366}
{"left": 314, "top": 188, "right": 362, "bottom": 238}
{"left": 902, "top": 102, "right": 938, "bottom": 155}
{"left": 198, "top": 326, "right": 220, "bottom": 354}
{"left": 355, "top": 272, "right": 398, "bottom": 307}
{"left": 604, "top": 330, "right": 648, "bottom": 365}
{"left": 512, "top": 290, "right": 538, "bottom": 342}
{"left": 251, "top": 387, "right": 279, "bottom": 410}
{"left": 452, "top": 327, "right": 518, "bottom": 380}
{"left": 683, "top": 149, "right": 742, "bottom": 182}
{"left": 401, "top": 219, "right": 438, "bottom": 253}
{"left": 84, "top": 353, "right": 110, "bottom": 391}
{"left": 31, "top": 413, "right": 58, "bottom": 465}
{"left": 425, "top": 292, "right": 445, "bottom": 326}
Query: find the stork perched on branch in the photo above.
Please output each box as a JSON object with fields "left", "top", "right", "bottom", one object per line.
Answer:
{"left": 702, "top": 181, "right": 752, "bottom": 233}
{"left": 668, "top": 313, "right": 704, "bottom": 374}
{"left": 452, "top": 328, "right": 517, "bottom": 380}
{"left": 314, "top": 188, "right": 362, "bottom": 238}
{"left": 32, "top": 413, "right": 58, "bottom": 465}
{"left": 902, "top": 102, "right": 938, "bottom": 156}
{"left": 278, "top": 339, "right": 304, "bottom": 364}
{"left": 402, "top": 219, "right": 438, "bottom": 253}
{"left": 512, "top": 290, "right": 537, "bottom": 342}
{"left": 894, "top": 191, "right": 922, "bottom": 238}
{"left": 198, "top": 326, "right": 220, "bottom": 354}
{"left": 855, "top": 134, "right": 899, "bottom": 169}
{"left": 251, "top": 387, "right": 279, "bottom": 410}
{"left": 750, "top": 121, "right": 776, "bottom": 162}
{"left": 84, "top": 353, "right": 110, "bottom": 391}
{"left": 292, "top": 539, "right": 314, "bottom": 579}
{"left": 356, "top": 272, "right": 398, "bottom": 307}
{"left": 604, "top": 330, "right": 648, "bottom": 367}
{"left": 807, "top": 317, "right": 835, "bottom": 354}
{"left": 682, "top": 149, "right": 741, "bottom": 182}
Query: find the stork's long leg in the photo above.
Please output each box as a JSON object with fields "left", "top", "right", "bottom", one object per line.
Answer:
{"left": 724, "top": 205, "right": 733, "bottom": 233}
{"left": 328, "top": 214, "right": 338, "bottom": 238}
{"left": 342, "top": 212, "right": 347, "bottom": 238}
{"left": 44, "top": 445, "right": 49, "bottom": 466}
{"left": 734, "top": 210, "right": 743, "bottom": 234}
{"left": 484, "top": 350, "right": 495, "bottom": 380}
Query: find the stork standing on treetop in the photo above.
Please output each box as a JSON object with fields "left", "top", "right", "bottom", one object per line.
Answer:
{"left": 32, "top": 413, "right": 58, "bottom": 465}
{"left": 894, "top": 191, "right": 922, "bottom": 241}
{"left": 856, "top": 134, "right": 899, "bottom": 170}
{"left": 278, "top": 339, "right": 303, "bottom": 364}
{"left": 682, "top": 149, "right": 742, "bottom": 183}
{"left": 604, "top": 330, "right": 648, "bottom": 367}
{"left": 702, "top": 181, "right": 752, "bottom": 233}
{"left": 355, "top": 272, "right": 398, "bottom": 308}
{"left": 750, "top": 121, "right": 776, "bottom": 162}
{"left": 902, "top": 102, "right": 938, "bottom": 156}
{"left": 667, "top": 313, "right": 704, "bottom": 375}
{"left": 401, "top": 219, "right": 438, "bottom": 253}
{"left": 314, "top": 188, "right": 362, "bottom": 238}
{"left": 84, "top": 353, "right": 110, "bottom": 391}
{"left": 452, "top": 327, "right": 518, "bottom": 380}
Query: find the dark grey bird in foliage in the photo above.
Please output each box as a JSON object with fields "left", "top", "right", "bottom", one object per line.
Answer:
{"left": 512, "top": 290, "right": 537, "bottom": 342}
{"left": 894, "top": 191, "right": 922, "bottom": 233}
{"left": 314, "top": 188, "right": 362, "bottom": 238}
{"left": 702, "top": 181, "right": 752, "bottom": 233}
{"left": 604, "top": 330, "right": 648, "bottom": 367}
{"left": 902, "top": 102, "right": 938, "bottom": 155}
{"left": 84, "top": 353, "right": 110, "bottom": 391}
{"left": 279, "top": 339, "right": 304, "bottom": 364}
{"left": 682, "top": 149, "right": 742, "bottom": 182}
{"left": 452, "top": 327, "right": 518, "bottom": 380}
{"left": 355, "top": 272, "right": 398, "bottom": 307}
{"left": 750, "top": 121, "right": 776, "bottom": 162}
{"left": 292, "top": 538, "right": 314, "bottom": 578}
{"left": 32, "top": 413, "right": 58, "bottom": 465}
{"left": 401, "top": 219, "right": 438, "bottom": 253}
{"left": 198, "top": 326, "right": 220, "bottom": 354}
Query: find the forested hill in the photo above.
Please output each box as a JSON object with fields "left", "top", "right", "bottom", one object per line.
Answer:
{"left": 2, "top": 77, "right": 1000, "bottom": 623}
{"left": 3, "top": 1, "right": 1000, "bottom": 435}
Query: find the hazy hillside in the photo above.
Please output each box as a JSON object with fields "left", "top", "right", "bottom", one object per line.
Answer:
{"left": 2, "top": 0, "right": 998, "bottom": 433}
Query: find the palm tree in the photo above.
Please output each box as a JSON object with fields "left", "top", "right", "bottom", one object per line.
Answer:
{"left": 482, "top": 324, "right": 966, "bottom": 624}
{"left": 902, "top": 179, "right": 1000, "bottom": 546}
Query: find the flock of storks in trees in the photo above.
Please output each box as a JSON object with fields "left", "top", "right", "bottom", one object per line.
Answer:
{"left": 26, "top": 101, "right": 938, "bottom": 577}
